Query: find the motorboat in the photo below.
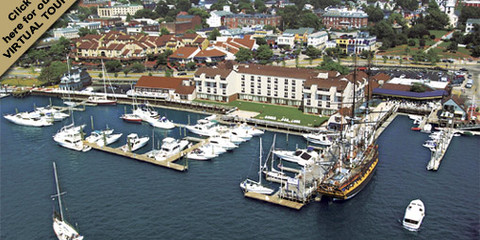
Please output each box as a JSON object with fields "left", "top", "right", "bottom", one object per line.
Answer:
{"left": 52, "top": 162, "right": 84, "bottom": 240}
{"left": 403, "top": 199, "right": 425, "bottom": 231}
{"left": 53, "top": 123, "right": 91, "bottom": 152}
{"left": 86, "top": 129, "right": 122, "bottom": 147}
{"left": 421, "top": 124, "right": 432, "bottom": 133}
{"left": 147, "top": 137, "right": 189, "bottom": 161}
{"left": 4, "top": 112, "right": 53, "bottom": 127}
{"left": 423, "top": 140, "right": 437, "bottom": 151}
{"left": 303, "top": 133, "right": 333, "bottom": 146}
{"left": 35, "top": 106, "right": 70, "bottom": 121}
{"left": 146, "top": 116, "right": 176, "bottom": 129}
{"left": 272, "top": 147, "right": 318, "bottom": 166}
{"left": 240, "top": 139, "right": 275, "bottom": 195}
{"left": 120, "top": 113, "right": 142, "bottom": 123}
{"left": 186, "top": 119, "right": 217, "bottom": 136}
{"left": 186, "top": 144, "right": 222, "bottom": 160}
{"left": 210, "top": 133, "right": 245, "bottom": 145}
{"left": 429, "top": 131, "right": 443, "bottom": 140}
{"left": 229, "top": 127, "right": 253, "bottom": 141}
{"left": 120, "top": 133, "right": 149, "bottom": 152}
{"left": 235, "top": 123, "right": 264, "bottom": 136}
{"left": 133, "top": 104, "right": 159, "bottom": 120}
{"left": 209, "top": 136, "right": 238, "bottom": 151}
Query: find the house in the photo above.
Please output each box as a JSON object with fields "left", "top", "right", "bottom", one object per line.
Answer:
{"left": 133, "top": 76, "right": 196, "bottom": 101}
{"left": 59, "top": 67, "right": 92, "bottom": 91}
{"left": 335, "top": 32, "right": 377, "bottom": 55}
{"left": 160, "top": 14, "right": 202, "bottom": 35}
{"left": 307, "top": 31, "right": 329, "bottom": 48}
{"left": 53, "top": 27, "right": 80, "bottom": 39}
{"left": 169, "top": 47, "right": 201, "bottom": 63}
{"left": 277, "top": 28, "right": 315, "bottom": 47}
{"left": 442, "top": 95, "right": 467, "bottom": 119}
{"left": 466, "top": 18, "right": 480, "bottom": 34}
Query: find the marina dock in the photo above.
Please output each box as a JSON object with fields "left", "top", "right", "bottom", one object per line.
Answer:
{"left": 244, "top": 191, "right": 305, "bottom": 210}
{"left": 427, "top": 128, "right": 454, "bottom": 171}
{"left": 84, "top": 137, "right": 209, "bottom": 172}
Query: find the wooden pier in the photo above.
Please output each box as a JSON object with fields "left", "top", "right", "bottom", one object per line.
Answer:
{"left": 84, "top": 138, "right": 209, "bottom": 172}
{"left": 244, "top": 191, "right": 305, "bottom": 210}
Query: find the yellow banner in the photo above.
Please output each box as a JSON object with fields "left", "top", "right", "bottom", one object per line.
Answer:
{"left": 0, "top": 0, "right": 77, "bottom": 77}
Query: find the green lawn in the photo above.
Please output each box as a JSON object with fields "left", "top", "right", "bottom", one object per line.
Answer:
{"left": 435, "top": 42, "right": 473, "bottom": 59}
{"left": 194, "top": 99, "right": 328, "bottom": 127}
{"left": 429, "top": 30, "right": 449, "bottom": 39}
{"left": 0, "top": 77, "right": 46, "bottom": 87}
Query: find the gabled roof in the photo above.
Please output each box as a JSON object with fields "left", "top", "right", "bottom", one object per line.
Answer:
{"left": 136, "top": 76, "right": 190, "bottom": 90}
{"left": 169, "top": 47, "right": 199, "bottom": 59}
{"left": 442, "top": 95, "right": 466, "bottom": 107}
{"left": 372, "top": 73, "right": 390, "bottom": 81}
{"left": 195, "top": 49, "right": 226, "bottom": 58}
{"left": 194, "top": 67, "right": 233, "bottom": 79}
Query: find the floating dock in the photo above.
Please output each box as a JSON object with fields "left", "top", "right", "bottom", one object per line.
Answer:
{"left": 244, "top": 191, "right": 305, "bottom": 210}
{"left": 427, "top": 129, "right": 454, "bottom": 171}
{"left": 84, "top": 138, "right": 208, "bottom": 172}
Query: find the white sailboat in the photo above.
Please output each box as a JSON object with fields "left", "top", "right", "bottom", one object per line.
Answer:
{"left": 87, "top": 60, "right": 117, "bottom": 105}
{"left": 240, "top": 138, "right": 275, "bottom": 195}
{"left": 51, "top": 162, "right": 84, "bottom": 240}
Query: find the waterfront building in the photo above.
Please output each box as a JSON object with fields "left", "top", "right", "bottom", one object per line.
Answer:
{"left": 97, "top": 4, "right": 144, "bottom": 18}
{"left": 68, "top": 21, "right": 101, "bottom": 30}
{"left": 193, "top": 63, "right": 363, "bottom": 114}
{"left": 373, "top": 77, "right": 449, "bottom": 101}
{"left": 442, "top": 95, "right": 467, "bottom": 120}
{"left": 59, "top": 67, "right": 92, "bottom": 91}
{"left": 322, "top": 8, "right": 368, "bottom": 30}
{"left": 53, "top": 27, "right": 80, "bottom": 40}
{"left": 133, "top": 76, "right": 196, "bottom": 101}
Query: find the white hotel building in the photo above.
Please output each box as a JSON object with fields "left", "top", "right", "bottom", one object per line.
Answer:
{"left": 193, "top": 64, "right": 367, "bottom": 115}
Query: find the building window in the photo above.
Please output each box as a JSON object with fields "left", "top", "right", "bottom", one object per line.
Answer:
{"left": 250, "top": 89, "right": 254, "bottom": 94}
{"left": 267, "top": 77, "right": 271, "bottom": 83}
{"left": 257, "top": 76, "right": 261, "bottom": 82}
{"left": 241, "top": 88, "right": 245, "bottom": 93}
{"left": 250, "top": 76, "right": 254, "bottom": 80}
{"left": 326, "top": 102, "right": 330, "bottom": 108}
{"left": 284, "top": 79, "right": 288, "bottom": 85}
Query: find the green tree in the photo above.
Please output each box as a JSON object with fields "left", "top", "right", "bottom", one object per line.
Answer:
{"left": 254, "top": 45, "right": 273, "bottom": 62}
{"left": 38, "top": 61, "right": 68, "bottom": 85}
{"left": 424, "top": 0, "right": 449, "bottom": 30}
{"left": 208, "top": 28, "right": 221, "bottom": 41}
{"left": 165, "top": 69, "right": 173, "bottom": 77}
{"left": 459, "top": 7, "right": 480, "bottom": 27}
{"left": 177, "top": 0, "right": 191, "bottom": 12}
{"left": 255, "top": 37, "right": 267, "bottom": 46}
{"left": 396, "top": 0, "right": 418, "bottom": 11}
{"left": 408, "top": 24, "right": 429, "bottom": 38}
{"left": 48, "top": 37, "right": 71, "bottom": 61}
{"left": 410, "top": 83, "right": 427, "bottom": 92}
{"left": 316, "top": 56, "right": 349, "bottom": 75}
{"left": 160, "top": 27, "right": 170, "bottom": 36}
{"left": 447, "top": 41, "right": 458, "bottom": 52}
{"left": 123, "top": 67, "right": 131, "bottom": 77}
{"left": 155, "top": 1, "right": 169, "bottom": 17}
{"left": 78, "top": 27, "right": 98, "bottom": 37}
{"left": 129, "top": 62, "right": 145, "bottom": 73}
{"left": 105, "top": 60, "right": 122, "bottom": 73}
{"left": 365, "top": 5, "right": 384, "bottom": 23}
{"left": 277, "top": 6, "right": 300, "bottom": 30}
{"left": 299, "top": 12, "right": 322, "bottom": 30}
{"left": 134, "top": 9, "right": 159, "bottom": 19}
{"left": 235, "top": 48, "right": 253, "bottom": 62}
{"left": 305, "top": 46, "right": 321, "bottom": 59}
{"left": 254, "top": 0, "right": 266, "bottom": 13}
{"left": 126, "top": 13, "right": 133, "bottom": 22}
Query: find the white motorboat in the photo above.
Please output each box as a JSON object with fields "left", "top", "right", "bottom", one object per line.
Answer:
{"left": 236, "top": 123, "right": 264, "bottom": 136}
{"left": 403, "top": 199, "right": 425, "bottom": 231}
{"left": 133, "top": 104, "right": 159, "bottom": 120}
{"left": 147, "top": 137, "right": 189, "bottom": 161}
{"left": 186, "top": 144, "right": 222, "bottom": 160}
{"left": 423, "top": 140, "right": 437, "bottom": 151}
{"left": 86, "top": 129, "right": 122, "bottom": 147}
{"left": 186, "top": 119, "right": 217, "bottom": 136}
{"left": 272, "top": 147, "right": 318, "bottom": 166}
{"left": 211, "top": 133, "right": 245, "bottom": 145}
{"left": 52, "top": 162, "right": 84, "bottom": 240}
{"left": 229, "top": 127, "right": 253, "bottom": 141}
{"left": 4, "top": 112, "right": 53, "bottom": 127}
{"left": 429, "top": 131, "right": 443, "bottom": 140}
{"left": 146, "top": 116, "right": 176, "bottom": 129}
{"left": 303, "top": 133, "right": 333, "bottom": 146}
{"left": 120, "top": 133, "right": 149, "bottom": 152}
{"left": 120, "top": 113, "right": 142, "bottom": 123}
{"left": 53, "top": 123, "right": 91, "bottom": 152}
{"left": 240, "top": 139, "right": 275, "bottom": 195}
{"left": 36, "top": 106, "right": 70, "bottom": 121}
{"left": 209, "top": 136, "right": 238, "bottom": 151}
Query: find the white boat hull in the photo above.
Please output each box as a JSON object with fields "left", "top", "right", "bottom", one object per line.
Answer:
{"left": 53, "top": 218, "right": 83, "bottom": 240}
{"left": 240, "top": 179, "right": 274, "bottom": 195}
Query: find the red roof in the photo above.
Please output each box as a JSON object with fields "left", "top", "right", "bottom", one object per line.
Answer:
{"left": 170, "top": 47, "right": 199, "bottom": 59}
{"left": 195, "top": 49, "right": 226, "bottom": 58}
{"left": 136, "top": 76, "right": 193, "bottom": 95}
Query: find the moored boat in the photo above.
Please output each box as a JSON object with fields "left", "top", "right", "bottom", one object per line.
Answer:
{"left": 147, "top": 137, "right": 189, "bottom": 161}
{"left": 120, "top": 113, "right": 142, "bottom": 123}
{"left": 4, "top": 112, "right": 53, "bottom": 127}
{"left": 120, "top": 133, "right": 149, "bottom": 152}
{"left": 53, "top": 123, "right": 91, "bottom": 152}
{"left": 403, "top": 199, "right": 425, "bottom": 231}
{"left": 303, "top": 132, "right": 333, "bottom": 146}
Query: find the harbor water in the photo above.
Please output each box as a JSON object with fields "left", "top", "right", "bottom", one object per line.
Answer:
{"left": 1, "top": 96, "right": 479, "bottom": 239}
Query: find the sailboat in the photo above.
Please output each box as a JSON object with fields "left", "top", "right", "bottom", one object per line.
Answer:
{"left": 87, "top": 60, "right": 117, "bottom": 105}
{"left": 240, "top": 138, "right": 275, "bottom": 195}
{"left": 51, "top": 162, "right": 84, "bottom": 240}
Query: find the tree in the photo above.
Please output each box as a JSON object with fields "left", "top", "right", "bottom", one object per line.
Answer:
{"left": 277, "top": 6, "right": 300, "bottom": 30}
{"left": 208, "top": 28, "right": 221, "bottom": 41}
{"left": 424, "top": 0, "right": 449, "bottom": 30}
{"left": 177, "top": 0, "right": 191, "bottom": 12}
{"left": 410, "top": 83, "right": 427, "bottom": 92}
{"left": 254, "top": 0, "right": 266, "bottom": 13}
{"left": 38, "top": 61, "right": 68, "bottom": 85}
{"left": 160, "top": 27, "right": 170, "bottom": 36}
{"left": 316, "top": 56, "right": 349, "bottom": 75}
{"left": 365, "top": 6, "right": 384, "bottom": 23}
{"left": 123, "top": 67, "right": 131, "bottom": 77}
{"left": 305, "top": 46, "right": 321, "bottom": 59}
{"left": 459, "top": 7, "right": 480, "bottom": 27}
{"left": 235, "top": 48, "right": 253, "bottom": 62}
{"left": 78, "top": 27, "right": 98, "bottom": 37}
{"left": 126, "top": 13, "right": 133, "bottom": 22}
{"left": 165, "top": 69, "right": 173, "bottom": 77}
{"left": 419, "top": 38, "right": 426, "bottom": 48}
{"left": 129, "top": 62, "right": 145, "bottom": 73}
{"left": 299, "top": 12, "right": 322, "bottom": 30}
{"left": 188, "top": 8, "right": 210, "bottom": 27}
{"left": 396, "top": 0, "right": 418, "bottom": 11}
{"left": 254, "top": 45, "right": 273, "bottom": 62}
{"left": 155, "top": 1, "right": 169, "bottom": 17}
{"left": 447, "top": 41, "right": 458, "bottom": 52}
{"left": 105, "top": 60, "right": 122, "bottom": 73}
{"left": 408, "top": 24, "right": 429, "bottom": 38}
{"left": 133, "top": 9, "right": 159, "bottom": 19}
{"left": 255, "top": 37, "right": 267, "bottom": 46}
{"left": 186, "top": 62, "right": 196, "bottom": 70}
{"left": 48, "top": 37, "right": 71, "bottom": 61}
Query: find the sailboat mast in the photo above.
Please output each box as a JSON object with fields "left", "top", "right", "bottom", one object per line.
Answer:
{"left": 101, "top": 60, "right": 107, "bottom": 96}
{"left": 53, "top": 162, "right": 64, "bottom": 221}
{"left": 258, "top": 138, "right": 263, "bottom": 185}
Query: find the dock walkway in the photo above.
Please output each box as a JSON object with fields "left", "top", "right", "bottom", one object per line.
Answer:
{"left": 84, "top": 138, "right": 209, "bottom": 172}
{"left": 244, "top": 191, "right": 305, "bottom": 210}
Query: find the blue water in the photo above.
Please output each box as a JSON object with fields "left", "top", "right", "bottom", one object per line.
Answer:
{"left": 1, "top": 96, "right": 479, "bottom": 239}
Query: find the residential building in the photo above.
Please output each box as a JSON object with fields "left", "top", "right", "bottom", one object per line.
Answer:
{"left": 133, "top": 76, "right": 196, "bottom": 101}
{"left": 442, "top": 95, "right": 467, "bottom": 119}
{"left": 207, "top": 10, "right": 234, "bottom": 27}
{"left": 322, "top": 8, "right": 368, "bottom": 30}
{"left": 97, "top": 4, "right": 144, "bottom": 18}
{"left": 169, "top": 47, "right": 201, "bottom": 63}
{"left": 160, "top": 14, "right": 202, "bottom": 35}
{"left": 335, "top": 32, "right": 376, "bottom": 55}
{"left": 307, "top": 31, "right": 329, "bottom": 48}
{"left": 466, "top": 18, "right": 480, "bottom": 33}
{"left": 277, "top": 28, "right": 314, "bottom": 47}
{"left": 223, "top": 14, "right": 282, "bottom": 28}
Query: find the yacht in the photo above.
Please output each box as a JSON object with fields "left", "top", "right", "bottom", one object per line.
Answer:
{"left": 133, "top": 104, "right": 159, "bottom": 120}
{"left": 272, "top": 147, "right": 318, "bottom": 166}
{"left": 147, "top": 137, "right": 189, "bottom": 161}
{"left": 423, "top": 140, "right": 437, "bottom": 151}
{"left": 120, "top": 133, "right": 149, "bottom": 152}
{"left": 209, "top": 136, "right": 238, "bottom": 151}
{"left": 236, "top": 123, "right": 264, "bottom": 136}
{"left": 4, "top": 112, "right": 53, "bottom": 127}
{"left": 120, "top": 113, "right": 142, "bottom": 123}
{"left": 240, "top": 139, "right": 275, "bottom": 195}
{"left": 146, "top": 116, "right": 176, "bottom": 129}
{"left": 403, "top": 199, "right": 425, "bottom": 231}
{"left": 53, "top": 123, "right": 91, "bottom": 152}
{"left": 303, "top": 133, "right": 333, "bottom": 146}
{"left": 211, "top": 133, "right": 245, "bottom": 145}
{"left": 35, "top": 106, "right": 70, "bottom": 121}
{"left": 186, "top": 119, "right": 217, "bottom": 136}
{"left": 186, "top": 144, "right": 222, "bottom": 160}
{"left": 86, "top": 129, "right": 122, "bottom": 147}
